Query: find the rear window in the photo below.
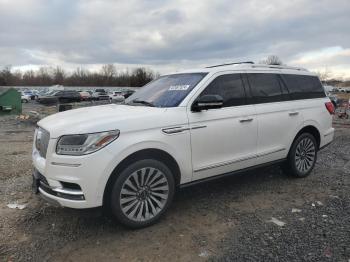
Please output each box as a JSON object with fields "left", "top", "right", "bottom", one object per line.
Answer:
{"left": 247, "top": 73, "right": 283, "bottom": 103}
{"left": 281, "top": 74, "right": 325, "bottom": 99}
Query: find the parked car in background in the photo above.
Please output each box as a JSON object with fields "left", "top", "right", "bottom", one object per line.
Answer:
{"left": 31, "top": 90, "right": 40, "bottom": 99}
{"left": 21, "top": 92, "right": 31, "bottom": 103}
{"left": 326, "top": 92, "right": 339, "bottom": 108}
{"left": 121, "top": 89, "right": 135, "bottom": 98}
{"left": 54, "top": 90, "right": 81, "bottom": 103}
{"left": 37, "top": 90, "right": 81, "bottom": 104}
{"left": 37, "top": 91, "right": 59, "bottom": 105}
{"left": 92, "top": 89, "right": 110, "bottom": 100}
{"left": 109, "top": 91, "right": 125, "bottom": 103}
{"left": 22, "top": 90, "right": 37, "bottom": 100}
{"left": 79, "top": 91, "right": 92, "bottom": 101}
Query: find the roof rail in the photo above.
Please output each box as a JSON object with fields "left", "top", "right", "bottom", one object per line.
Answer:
{"left": 206, "top": 61, "right": 254, "bottom": 68}
{"left": 251, "top": 64, "right": 308, "bottom": 71}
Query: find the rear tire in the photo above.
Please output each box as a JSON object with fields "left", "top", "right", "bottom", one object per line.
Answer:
{"left": 109, "top": 159, "right": 175, "bottom": 228}
{"left": 282, "top": 133, "right": 318, "bottom": 178}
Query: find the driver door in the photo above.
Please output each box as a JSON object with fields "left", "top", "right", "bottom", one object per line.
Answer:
{"left": 188, "top": 73, "right": 258, "bottom": 181}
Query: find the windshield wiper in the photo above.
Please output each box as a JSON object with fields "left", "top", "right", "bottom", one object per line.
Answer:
{"left": 129, "top": 99, "right": 155, "bottom": 107}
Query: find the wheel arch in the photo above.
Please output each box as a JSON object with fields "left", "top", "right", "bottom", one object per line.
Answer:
{"left": 102, "top": 148, "right": 181, "bottom": 206}
{"left": 292, "top": 125, "right": 321, "bottom": 151}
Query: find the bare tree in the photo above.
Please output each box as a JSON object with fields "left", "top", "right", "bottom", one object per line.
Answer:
{"left": 0, "top": 64, "right": 158, "bottom": 87}
{"left": 37, "top": 67, "right": 52, "bottom": 86}
{"left": 52, "top": 66, "right": 66, "bottom": 85}
{"left": 22, "top": 70, "right": 36, "bottom": 86}
{"left": 314, "top": 68, "right": 332, "bottom": 82}
{"left": 101, "top": 64, "right": 117, "bottom": 78}
{"left": 260, "top": 55, "right": 283, "bottom": 65}
{"left": 0, "top": 66, "right": 13, "bottom": 85}
{"left": 101, "top": 64, "right": 117, "bottom": 86}
{"left": 130, "top": 68, "right": 155, "bottom": 87}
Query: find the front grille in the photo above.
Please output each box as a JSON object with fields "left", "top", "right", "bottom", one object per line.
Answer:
{"left": 35, "top": 128, "right": 50, "bottom": 158}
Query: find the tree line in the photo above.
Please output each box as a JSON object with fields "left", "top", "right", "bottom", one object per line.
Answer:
{"left": 0, "top": 64, "right": 158, "bottom": 87}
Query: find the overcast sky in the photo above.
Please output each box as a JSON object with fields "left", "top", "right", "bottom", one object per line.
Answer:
{"left": 0, "top": 0, "right": 349, "bottom": 78}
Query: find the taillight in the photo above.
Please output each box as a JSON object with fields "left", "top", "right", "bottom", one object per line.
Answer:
{"left": 325, "top": 102, "right": 335, "bottom": 115}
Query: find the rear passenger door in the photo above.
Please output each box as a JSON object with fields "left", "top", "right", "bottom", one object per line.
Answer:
{"left": 246, "top": 72, "right": 303, "bottom": 165}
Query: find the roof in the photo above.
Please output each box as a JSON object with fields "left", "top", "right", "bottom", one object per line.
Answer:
{"left": 173, "top": 62, "right": 313, "bottom": 76}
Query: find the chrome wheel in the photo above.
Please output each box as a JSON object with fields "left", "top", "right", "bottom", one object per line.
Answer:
{"left": 295, "top": 137, "right": 316, "bottom": 173}
{"left": 119, "top": 167, "right": 169, "bottom": 222}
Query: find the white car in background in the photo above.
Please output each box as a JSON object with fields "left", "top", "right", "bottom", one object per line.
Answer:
{"left": 92, "top": 89, "right": 110, "bottom": 100}
{"left": 109, "top": 91, "right": 125, "bottom": 103}
{"left": 32, "top": 62, "right": 334, "bottom": 228}
{"left": 21, "top": 92, "right": 31, "bottom": 103}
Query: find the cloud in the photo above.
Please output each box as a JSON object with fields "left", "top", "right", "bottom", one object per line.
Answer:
{"left": 0, "top": 0, "right": 349, "bottom": 78}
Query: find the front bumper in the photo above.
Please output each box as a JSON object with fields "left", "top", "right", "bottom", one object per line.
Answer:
{"left": 33, "top": 169, "right": 85, "bottom": 201}
{"left": 32, "top": 137, "right": 117, "bottom": 209}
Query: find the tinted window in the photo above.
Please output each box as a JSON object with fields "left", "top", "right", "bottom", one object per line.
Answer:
{"left": 200, "top": 74, "right": 246, "bottom": 107}
{"left": 247, "top": 73, "right": 283, "bottom": 103}
{"left": 125, "top": 73, "right": 207, "bottom": 107}
{"left": 282, "top": 74, "right": 325, "bottom": 99}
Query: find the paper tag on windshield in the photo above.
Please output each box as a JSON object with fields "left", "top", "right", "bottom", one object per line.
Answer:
{"left": 168, "top": 85, "right": 190, "bottom": 91}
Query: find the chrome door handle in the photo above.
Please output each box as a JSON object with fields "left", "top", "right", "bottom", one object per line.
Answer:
{"left": 239, "top": 118, "right": 253, "bottom": 123}
{"left": 289, "top": 112, "right": 299, "bottom": 116}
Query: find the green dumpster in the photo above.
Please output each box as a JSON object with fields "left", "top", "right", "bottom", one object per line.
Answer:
{"left": 0, "top": 88, "right": 22, "bottom": 116}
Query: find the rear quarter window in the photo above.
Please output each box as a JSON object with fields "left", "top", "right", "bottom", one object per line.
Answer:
{"left": 281, "top": 74, "right": 325, "bottom": 100}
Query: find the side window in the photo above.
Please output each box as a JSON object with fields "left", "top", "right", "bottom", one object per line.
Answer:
{"left": 200, "top": 74, "right": 246, "bottom": 107}
{"left": 247, "top": 73, "right": 283, "bottom": 103}
{"left": 282, "top": 74, "right": 325, "bottom": 99}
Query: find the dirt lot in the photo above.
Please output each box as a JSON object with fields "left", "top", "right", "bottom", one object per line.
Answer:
{"left": 0, "top": 102, "right": 349, "bottom": 261}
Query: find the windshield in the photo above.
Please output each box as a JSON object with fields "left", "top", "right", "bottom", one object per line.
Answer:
{"left": 125, "top": 73, "right": 207, "bottom": 107}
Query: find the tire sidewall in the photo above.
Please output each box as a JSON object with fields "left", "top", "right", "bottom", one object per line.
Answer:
{"left": 110, "top": 159, "right": 175, "bottom": 228}
{"left": 288, "top": 133, "right": 318, "bottom": 177}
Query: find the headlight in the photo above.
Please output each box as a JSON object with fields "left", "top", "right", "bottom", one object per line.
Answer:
{"left": 56, "top": 130, "right": 120, "bottom": 155}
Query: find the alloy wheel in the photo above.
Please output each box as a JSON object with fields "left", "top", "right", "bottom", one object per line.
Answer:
{"left": 295, "top": 137, "right": 316, "bottom": 173}
{"left": 119, "top": 167, "right": 169, "bottom": 222}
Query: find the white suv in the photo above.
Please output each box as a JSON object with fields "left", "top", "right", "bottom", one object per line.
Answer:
{"left": 32, "top": 62, "right": 335, "bottom": 228}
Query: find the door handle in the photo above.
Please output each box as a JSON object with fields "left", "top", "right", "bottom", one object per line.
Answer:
{"left": 289, "top": 111, "right": 299, "bottom": 116}
{"left": 239, "top": 118, "right": 253, "bottom": 123}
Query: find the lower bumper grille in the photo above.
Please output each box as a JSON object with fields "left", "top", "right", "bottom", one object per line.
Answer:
{"left": 35, "top": 170, "right": 85, "bottom": 201}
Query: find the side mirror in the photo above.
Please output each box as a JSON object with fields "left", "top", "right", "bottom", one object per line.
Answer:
{"left": 192, "top": 95, "right": 223, "bottom": 112}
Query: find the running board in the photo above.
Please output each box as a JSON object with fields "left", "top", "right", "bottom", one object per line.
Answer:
{"left": 180, "top": 159, "right": 286, "bottom": 188}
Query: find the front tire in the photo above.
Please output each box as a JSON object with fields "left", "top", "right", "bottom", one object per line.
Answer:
{"left": 109, "top": 159, "right": 175, "bottom": 228}
{"left": 283, "top": 133, "right": 318, "bottom": 178}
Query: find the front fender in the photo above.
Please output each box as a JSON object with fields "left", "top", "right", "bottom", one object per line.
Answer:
{"left": 95, "top": 130, "right": 192, "bottom": 205}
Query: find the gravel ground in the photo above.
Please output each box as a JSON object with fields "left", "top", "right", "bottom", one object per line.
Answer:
{"left": 0, "top": 102, "right": 349, "bottom": 261}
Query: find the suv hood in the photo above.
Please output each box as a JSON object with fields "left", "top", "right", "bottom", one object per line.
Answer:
{"left": 38, "top": 104, "right": 168, "bottom": 138}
